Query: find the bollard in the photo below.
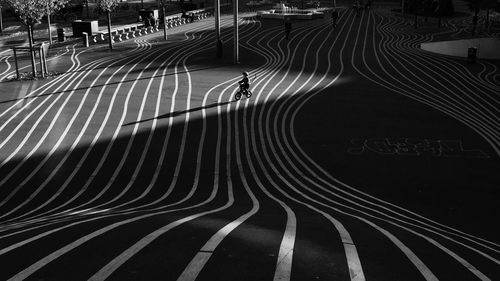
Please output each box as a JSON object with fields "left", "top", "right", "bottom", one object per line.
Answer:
{"left": 13, "top": 48, "right": 20, "bottom": 80}
{"left": 82, "top": 32, "right": 89, "bottom": 47}
{"left": 217, "top": 39, "right": 223, "bottom": 58}
{"left": 38, "top": 48, "right": 44, "bottom": 78}
{"left": 40, "top": 42, "right": 48, "bottom": 75}
{"left": 467, "top": 47, "right": 477, "bottom": 63}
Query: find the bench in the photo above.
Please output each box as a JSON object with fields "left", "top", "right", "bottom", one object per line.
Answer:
{"left": 85, "top": 23, "right": 148, "bottom": 45}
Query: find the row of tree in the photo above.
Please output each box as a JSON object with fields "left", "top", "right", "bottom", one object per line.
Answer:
{"left": 464, "top": 0, "right": 498, "bottom": 35}
{"left": 1, "top": 0, "right": 119, "bottom": 76}
{"left": 406, "top": 0, "right": 498, "bottom": 32}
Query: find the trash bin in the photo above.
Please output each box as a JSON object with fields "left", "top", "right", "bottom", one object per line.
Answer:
{"left": 57, "top": 28, "right": 65, "bottom": 42}
{"left": 72, "top": 20, "right": 99, "bottom": 37}
{"left": 467, "top": 47, "right": 477, "bottom": 63}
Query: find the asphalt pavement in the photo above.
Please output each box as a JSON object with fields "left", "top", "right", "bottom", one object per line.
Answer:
{"left": 0, "top": 6, "right": 499, "bottom": 281}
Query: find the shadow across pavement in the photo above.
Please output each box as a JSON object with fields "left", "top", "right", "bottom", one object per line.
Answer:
{"left": 122, "top": 100, "right": 234, "bottom": 126}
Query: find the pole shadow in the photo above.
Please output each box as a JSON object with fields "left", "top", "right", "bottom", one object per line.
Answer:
{"left": 122, "top": 100, "right": 234, "bottom": 127}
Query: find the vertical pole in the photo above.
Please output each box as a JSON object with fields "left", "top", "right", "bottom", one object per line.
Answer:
{"left": 233, "top": 0, "right": 239, "bottom": 64}
{"left": 162, "top": 0, "right": 167, "bottom": 40}
{"left": 0, "top": 6, "right": 3, "bottom": 35}
{"left": 13, "top": 48, "right": 20, "bottom": 80}
{"left": 42, "top": 43, "right": 48, "bottom": 75}
{"left": 215, "top": 0, "right": 221, "bottom": 57}
{"left": 39, "top": 48, "right": 44, "bottom": 78}
{"left": 107, "top": 11, "right": 113, "bottom": 50}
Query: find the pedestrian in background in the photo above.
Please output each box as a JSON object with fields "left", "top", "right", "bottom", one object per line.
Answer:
{"left": 332, "top": 9, "right": 339, "bottom": 28}
{"left": 365, "top": 0, "right": 372, "bottom": 10}
{"left": 284, "top": 17, "right": 292, "bottom": 40}
{"left": 354, "top": 0, "right": 361, "bottom": 17}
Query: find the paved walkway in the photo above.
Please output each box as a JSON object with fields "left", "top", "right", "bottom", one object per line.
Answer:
{"left": 0, "top": 7, "right": 499, "bottom": 281}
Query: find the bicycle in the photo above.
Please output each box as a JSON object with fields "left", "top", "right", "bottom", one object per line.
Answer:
{"left": 235, "top": 84, "right": 252, "bottom": 100}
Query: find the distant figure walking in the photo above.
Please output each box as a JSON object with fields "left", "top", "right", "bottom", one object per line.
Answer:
{"left": 354, "top": 0, "right": 361, "bottom": 17}
{"left": 181, "top": 10, "right": 195, "bottom": 22}
{"left": 365, "top": 0, "right": 372, "bottom": 10}
{"left": 144, "top": 15, "right": 151, "bottom": 27}
{"left": 284, "top": 17, "right": 292, "bottom": 40}
{"left": 331, "top": 9, "right": 339, "bottom": 28}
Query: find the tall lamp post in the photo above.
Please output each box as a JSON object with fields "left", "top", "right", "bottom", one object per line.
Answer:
{"left": 215, "top": 0, "right": 222, "bottom": 57}
{"left": 233, "top": 0, "right": 239, "bottom": 64}
{"left": 162, "top": 0, "right": 167, "bottom": 40}
{"left": 0, "top": 5, "right": 3, "bottom": 35}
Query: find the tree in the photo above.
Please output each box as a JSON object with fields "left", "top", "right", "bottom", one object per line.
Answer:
{"left": 161, "top": 0, "right": 166, "bottom": 40}
{"left": 96, "top": 0, "right": 119, "bottom": 50}
{"left": 466, "top": 0, "right": 481, "bottom": 35}
{"left": 409, "top": 0, "right": 422, "bottom": 28}
{"left": 6, "top": 0, "right": 51, "bottom": 76}
{"left": 464, "top": 0, "right": 496, "bottom": 35}
{"left": 84, "top": 0, "right": 89, "bottom": 19}
{"left": 45, "top": 0, "right": 68, "bottom": 44}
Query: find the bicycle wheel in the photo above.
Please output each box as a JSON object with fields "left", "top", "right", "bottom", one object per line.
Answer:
{"left": 245, "top": 90, "right": 252, "bottom": 98}
{"left": 235, "top": 92, "right": 242, "bottom": 100}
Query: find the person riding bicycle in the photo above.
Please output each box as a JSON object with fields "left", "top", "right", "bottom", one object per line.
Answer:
{"left": 238, "top": 72, "right": 250, "bottom": 92}
{"left": 235, "top": 72, "right": 253, "bottom": 100}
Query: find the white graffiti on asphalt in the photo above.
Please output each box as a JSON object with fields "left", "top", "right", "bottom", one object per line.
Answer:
{"left": 348, "top": 138, "right": 490, "bottom": 158}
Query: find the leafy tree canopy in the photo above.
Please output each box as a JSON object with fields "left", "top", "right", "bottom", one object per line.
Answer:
{"left": 47, "top": 0, "right": 68, "bottom": 14}
{"left": 6, "top": 0, "right": 67, "bottom": 26}
{"left": 6, "top": 0, "right": 50, "bottom": 26}
{"left": 96, "top": 0, "right": 119, "bottom": 13}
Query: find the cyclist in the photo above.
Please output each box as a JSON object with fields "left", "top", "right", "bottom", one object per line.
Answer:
{"left": 238, "top": 71, "right": 250, "bottom": 92}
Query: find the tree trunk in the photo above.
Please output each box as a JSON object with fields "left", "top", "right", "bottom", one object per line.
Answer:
{"left": 86, "top": 0, "right": 89, "bottom": 19}
{"left": 47, "top": 13, "right": 53, "bottom": 44}
{"left": 0, "top": 7, "right": 3, "bottom": 35}
{"left": 162, "top": 1, "right": 167, "bottom": 40}
{"left": 472, "top": 8, "right": 478, "bottom": 36}
{"left": 424, "top": 1, "right": 428, "bottom": 22}
{"left": 485, "top": 8, "right": 489, "bottom": 29}
{"left": 107, "top": 11, "right": 113, "bottom": 50}
{"left": 27, "top": 25, "right": 37, "bottom": 77}
{"left": 436, "top": 0, "right": 441, "bottom": 27}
